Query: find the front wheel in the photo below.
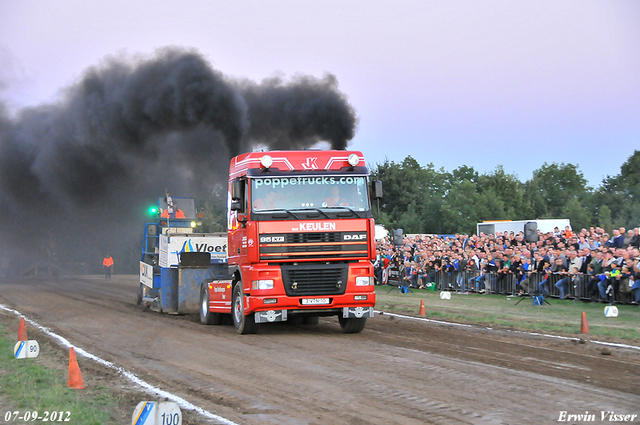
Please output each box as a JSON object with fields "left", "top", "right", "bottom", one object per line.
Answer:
{"left": 232, "top": 283, "right": 257, "bottom": 334}
{"left": 338, "top": 316, "right": 367, "bottom": 333}
{"left": 200, "top": 284, "right": 221, "bottom": 325}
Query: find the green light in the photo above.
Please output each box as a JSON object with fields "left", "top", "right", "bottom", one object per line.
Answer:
{"left": 148, "top": 206, "right": 158, "bottom": 215}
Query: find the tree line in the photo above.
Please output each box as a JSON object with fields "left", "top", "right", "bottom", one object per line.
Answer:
{"left": 369, "top": 150, "right": 640, "bottom": 236}
{"left": 195, "top": 150, "right": 640, "bottom": 237}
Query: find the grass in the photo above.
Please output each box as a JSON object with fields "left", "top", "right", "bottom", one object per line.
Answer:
{"left": 375, "top": 285, "right": 640, "bottom": 344}
{"left": 0, "top": 322, "right": 126, "bottom": 424}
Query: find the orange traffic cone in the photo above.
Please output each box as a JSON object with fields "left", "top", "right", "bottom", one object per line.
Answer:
{"left": 581, "top": 311, "right": 589, "bottom": 334}
{"left": 68, "top": 347, "right": 87, "bottom": 389}
{"left": 419, "top": 299, "right": 426, "bottom": 316}
{"left": 17, "top": 317, "right": 27, "bottom": 341}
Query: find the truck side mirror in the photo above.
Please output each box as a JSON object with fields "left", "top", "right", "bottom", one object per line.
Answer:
{"left": 230, "top": 200, "right": 242, "bottom": 211}
{"left": 232, "top": 178, "right": 244, "bottom": 202}
{"left": 231, "top": 179, "right": 245, "bottom": 213}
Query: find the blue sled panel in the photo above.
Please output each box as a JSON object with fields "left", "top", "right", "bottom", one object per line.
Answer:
{"left": 177, "top": 264, "right": 232, "bottom": 315}
{"left": 178, "top": 269, "right": 209, "bottom": 314}
{"left": 160, "top": 268, "right": 178, "bottom": 313}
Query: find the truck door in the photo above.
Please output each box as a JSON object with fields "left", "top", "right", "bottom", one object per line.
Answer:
{"left": 228, "top": 177, "right": 248, "bottom": 263}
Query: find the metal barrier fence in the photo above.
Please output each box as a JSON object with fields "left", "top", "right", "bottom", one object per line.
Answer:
{"left": 431, "top": 271, "right": 576, "bottom": 299}
{"left": 376, "top": 267, "right": 633, "bottom": 303}
{"left": 436, "top": 271, "right": 631, "bottom": 302}
{"left": 423, "top": 271, "right": 604, "bottom": 300}
{"left": 377, "top": 266, "right": 633, "bottom": 302}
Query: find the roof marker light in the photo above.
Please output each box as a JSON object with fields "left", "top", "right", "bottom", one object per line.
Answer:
{"left": 260, "top": 155, "right": 273, "bottom": 168}
{"left": 347, "top": 154, "right": 359, "bottom": 166}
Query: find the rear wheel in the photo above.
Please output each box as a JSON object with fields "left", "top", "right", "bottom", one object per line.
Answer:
{"left": 200, "top": 284, "right": 221, "bottom": 325}
{"left": 232, "top": 282, "right": 257, "bottom": 334}
{"left": 338, "top": 316, "right": 367, "bottom": 333}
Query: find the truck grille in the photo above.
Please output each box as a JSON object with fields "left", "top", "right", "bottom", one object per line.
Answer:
{"left": 288, "top": 232, "right": 341, "bottom": 243}
{"left": 259, "top": 232, "right": 369, "bottom": 261}
{"left": 281, "top": 264, "right": 348, "bottom": 296}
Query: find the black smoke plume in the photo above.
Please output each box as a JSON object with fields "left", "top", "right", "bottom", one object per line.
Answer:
{"left": 0, "top": 47, "right": 357, "bottom": 275}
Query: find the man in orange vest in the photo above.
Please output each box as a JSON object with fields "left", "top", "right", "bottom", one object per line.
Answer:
{"left": 160, "top": 208, "right": 186, "bottom": 218}
{"left": 103, "top": 255, "right": 114, "bottom": 279}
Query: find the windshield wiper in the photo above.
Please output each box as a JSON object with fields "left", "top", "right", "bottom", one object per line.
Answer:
{"left": 320, "top": 206, "right": 363, "bottom": 218}
{"left": 306, "top": 208, "right": 331, "bottom": 219}
{"left": 280, "top": 207, "right": 332, "bottom": 219}
{"left": 257, "top": 208, "right": 302, "bottom": 219}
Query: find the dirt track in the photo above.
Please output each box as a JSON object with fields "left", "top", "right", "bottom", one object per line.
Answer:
{"left": 1, "top": 275, "right": 639, "bottom": 424}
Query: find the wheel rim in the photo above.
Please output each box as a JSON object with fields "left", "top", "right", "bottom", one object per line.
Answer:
{"left": 201, "top": 290, "right": 208, "bottom": 317}
{"left": 234, "top": 288, "right": 243, "bottom": 323}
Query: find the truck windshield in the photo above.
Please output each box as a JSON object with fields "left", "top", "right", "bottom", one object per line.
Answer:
{"left": 251, "top": 176, "right": 370, "bottom": 212}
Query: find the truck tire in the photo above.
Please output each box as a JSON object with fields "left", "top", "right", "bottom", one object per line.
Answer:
{"left": 200, "top": 284, "right": 221, "bottom": 325}
{"left": 338, "top": 316, "right": 367, "bottom": 333}
{"left": 232, "top": 283, "right": 257, "bottom": 334}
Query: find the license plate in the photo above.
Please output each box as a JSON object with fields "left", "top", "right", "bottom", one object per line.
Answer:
{"left": 301, "top": 298, "right": 330, "bottom": 305}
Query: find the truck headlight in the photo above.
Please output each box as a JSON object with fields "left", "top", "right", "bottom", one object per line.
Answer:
{"left": 355, "top": 276, "right": 373, "bottom": 286}
{"left": 252, "top": 279, "right": 274, "bottom": 290}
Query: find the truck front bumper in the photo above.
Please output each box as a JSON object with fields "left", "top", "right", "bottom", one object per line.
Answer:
{"left": 253, "top": 306, "right": 374, "bottom": 323}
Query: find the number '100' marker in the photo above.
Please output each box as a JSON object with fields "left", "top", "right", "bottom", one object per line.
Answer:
{"left": 132, "top": 401, "right": 182, "bottom": 425}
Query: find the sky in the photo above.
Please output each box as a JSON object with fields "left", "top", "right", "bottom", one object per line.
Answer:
{"left": 1, "top": 0, "right": 639, "bottom": 187}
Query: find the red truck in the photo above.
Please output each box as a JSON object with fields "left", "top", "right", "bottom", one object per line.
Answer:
{"left": 200, "top": 150, "right": 377, "bottom": 334}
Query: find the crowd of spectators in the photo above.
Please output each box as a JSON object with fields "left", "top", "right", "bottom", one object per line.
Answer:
{"left": 373, "top": 226, "right": 640, "bottom": 304}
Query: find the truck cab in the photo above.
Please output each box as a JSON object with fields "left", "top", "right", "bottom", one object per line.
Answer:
{"left": 211, "top": 150, "right": 376, "bottom": 334}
